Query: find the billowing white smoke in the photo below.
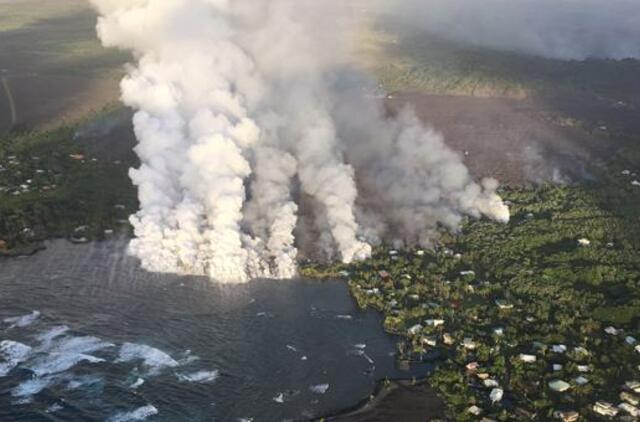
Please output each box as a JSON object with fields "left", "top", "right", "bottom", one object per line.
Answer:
{"left": 378, "top": 0, "right": 640, "bottom": 60}
{"left": 91, "top": 0, "right": 509, "bottom": 283}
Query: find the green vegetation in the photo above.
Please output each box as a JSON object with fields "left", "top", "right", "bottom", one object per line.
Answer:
{"left": 0, "top": 124, "right": 136, "bottom": 255}
{"left": 302, "top": 170, "right": 640, "bottom": 420}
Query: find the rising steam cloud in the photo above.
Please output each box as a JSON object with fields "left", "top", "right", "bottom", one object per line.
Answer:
{"left": 90, "top": 0, "right": 509, "bottom": 283}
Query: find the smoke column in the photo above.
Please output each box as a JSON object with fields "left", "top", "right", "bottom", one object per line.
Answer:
{"left": 91, "top": 0, "right": 509, "bottom": 283}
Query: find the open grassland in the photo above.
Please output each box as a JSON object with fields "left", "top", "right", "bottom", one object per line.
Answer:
{"left": 0, "top": 0, "right": 79, "bottom": 32}
{"left": 0, "top": 0, "right": 129, "bottom": 133}
{"left": 364, "top": 15, "right": 640, "bottom": 108}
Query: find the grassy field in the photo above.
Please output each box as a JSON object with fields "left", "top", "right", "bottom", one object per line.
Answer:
{"left": 364, "top": 16, "right": 640, "bottom": 107}
{"left": 0, "top": 0, "right": 128, "bottom": 133}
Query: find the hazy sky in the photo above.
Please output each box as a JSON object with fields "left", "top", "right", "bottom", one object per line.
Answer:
{"left": 378, "top": 0, "right": 640, "bottom": 60}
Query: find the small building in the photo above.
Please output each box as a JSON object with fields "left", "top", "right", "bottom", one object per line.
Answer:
{"left": 462, "top": 338, "right": 477, "bottom": 350}
{"left": 425, "top": 319, "right": 445, "bottom": 327}
{"left": 549, "top": 380, "right": 571, "bottom": 392}
{"left": 625, "top": 380, "right": 640, "bottom": 393}
{"left": 490, "top": 388, "right": 504, "bottom": 403}
{"left": 577, "top": 238, "right": 591, "bottom": 247}
{"left": 519, "top": 354, "right": 537, "bottom": 363}
{"left": 553, "top": 410, "right": 579, "bottom": 422}
{"left": 468, "top": 405, "right": 483, "bottom": 416}
{"left": 407, "top": 324, "right": 423, "bottom": 335}
{"left": 483, "top": 379, "right": 499, "bottom": 388}
{"left": 574, "top": 376, "right": 589, "bottom": 385}
{"left": 621, "top": 391, "right": 639, "bottom": 405}
{"left": 495, "top": 299, "right": 514, "bottom": 310}
{"left": 605, "top": 326, "right": 620, "bottom": 335}
{"left": 618, "top": 402, "right": 640, "bottom": 417}
{"left": 593, "top": 401, "right": 618, "bottom": 417}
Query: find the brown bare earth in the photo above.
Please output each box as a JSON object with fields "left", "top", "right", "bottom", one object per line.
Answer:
{"left": 386, "top": 93, "right": 624, "bottom": 185}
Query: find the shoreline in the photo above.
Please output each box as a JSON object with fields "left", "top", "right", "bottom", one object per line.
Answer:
{"left": 1, "top": 239, "right": 451, "bottom": 422}
{"left": 319, "top": 377, "right": 447, "bottom": 422}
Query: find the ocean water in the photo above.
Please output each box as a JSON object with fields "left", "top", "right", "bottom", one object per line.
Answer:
{"left": 0, "top": 240, "right": 430, "bottom": 421}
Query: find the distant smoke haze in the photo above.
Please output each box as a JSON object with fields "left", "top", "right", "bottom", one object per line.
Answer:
{"left": 378, "top": 0, "right": 640, "bottom": 60}
{"left": 90, "top": 0, "right": 509, "bottom": 283}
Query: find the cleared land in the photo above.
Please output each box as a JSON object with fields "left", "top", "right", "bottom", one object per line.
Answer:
{"left": 386, "top": 94, "right": 622, "bottom": 185}
{"left": 0, "top": 0, "right": 128, "bottom": 133}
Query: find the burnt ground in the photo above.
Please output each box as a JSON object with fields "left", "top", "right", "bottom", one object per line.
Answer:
{"left": 386, "top": 93, "right": 629, "bottom": 186}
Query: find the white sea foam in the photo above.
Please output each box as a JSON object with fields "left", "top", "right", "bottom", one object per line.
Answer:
{"left": 4, "top": 311, "right": 40, "bottom": 329}
{"left": 27, "top": 336, "right": 113, "bottom": 376}
{"left": 117, "top": 343, "right": 179, "bottom": 373}
{"left": 108, "top": 405, "right": 159, "bottom": 422}
{"left": 177, "top": 370, "right": 219, "bottom": 383}
{"left": 66, "top": 374, "right": 103, "bottom": 390}
{"left": 129, "top": 377, "right": 145, "bottom": 389}
{"left": 12, "top": 376, "right": 55, "bottom": 397}
{"left": 35, "top": 325, "right": 70, "bottom": 350}
{"left": 309, "top": 383, "right": 330, "bottom": 394}
{"left": 0, "top": 340, "right": 32, "bottom": 376}
{"left": 46, "top": 403, "right": 64, "bottom": 413}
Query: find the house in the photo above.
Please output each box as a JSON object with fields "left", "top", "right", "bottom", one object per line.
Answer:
{"left": 621, "top": 391, "right": 639, "bottom": 406}
{"left": 495, "top": 299, "right": 514, "bottom": 310}
{"left": 552, "top": 344, "right": 567, "bottom": 353}
{"left": 483, "top": 379, "right": 499, "bottom": 388}
{"left": 625, "top": 381, "right": 640, "bottom": 393}
{"left": 490, "top": 388, "right": 504, "bottom": 403}
{"left": 604, "top": 326, "right": 620, "bottom": 335}
{"left": 577, "top": 238, "right": 591, "bottom": 247}
{"left": 462, "top": 338, "right": 477, "bottom": 350}
{"left": 618, "top": 402, "right": 640, "bottom": 417}
{"left": 466, "top": 362, "right": 480, "bottom": 372}
{"left": 593, "top": 401, "right": 618, "bottom": 417}
{"left": 553, "top": 410, "right": 579, "bottom": 422}
{"left": 425, "top": 319, "right": 445, "bottom": 327}
{"left": 519, "top": 354, "right": 537, "bottom": 363}
{"left": 574, "top": 376, "right": 589, "bottom": 385}
{"left": 408, "top": 324, "right": 423, "bottom": 335}
{"left": 549, "top": 380, "right": 571, "bottom": 392}
{"left": 468, "top": 405, "right": 483, "bottom": 416}
{"left": 423, "top": 336, "right": 437, "bottom": 347}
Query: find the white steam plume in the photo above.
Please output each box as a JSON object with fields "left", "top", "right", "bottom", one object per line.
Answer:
{"left": 91, "top": 0, "right": 509, "bottom": 283}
